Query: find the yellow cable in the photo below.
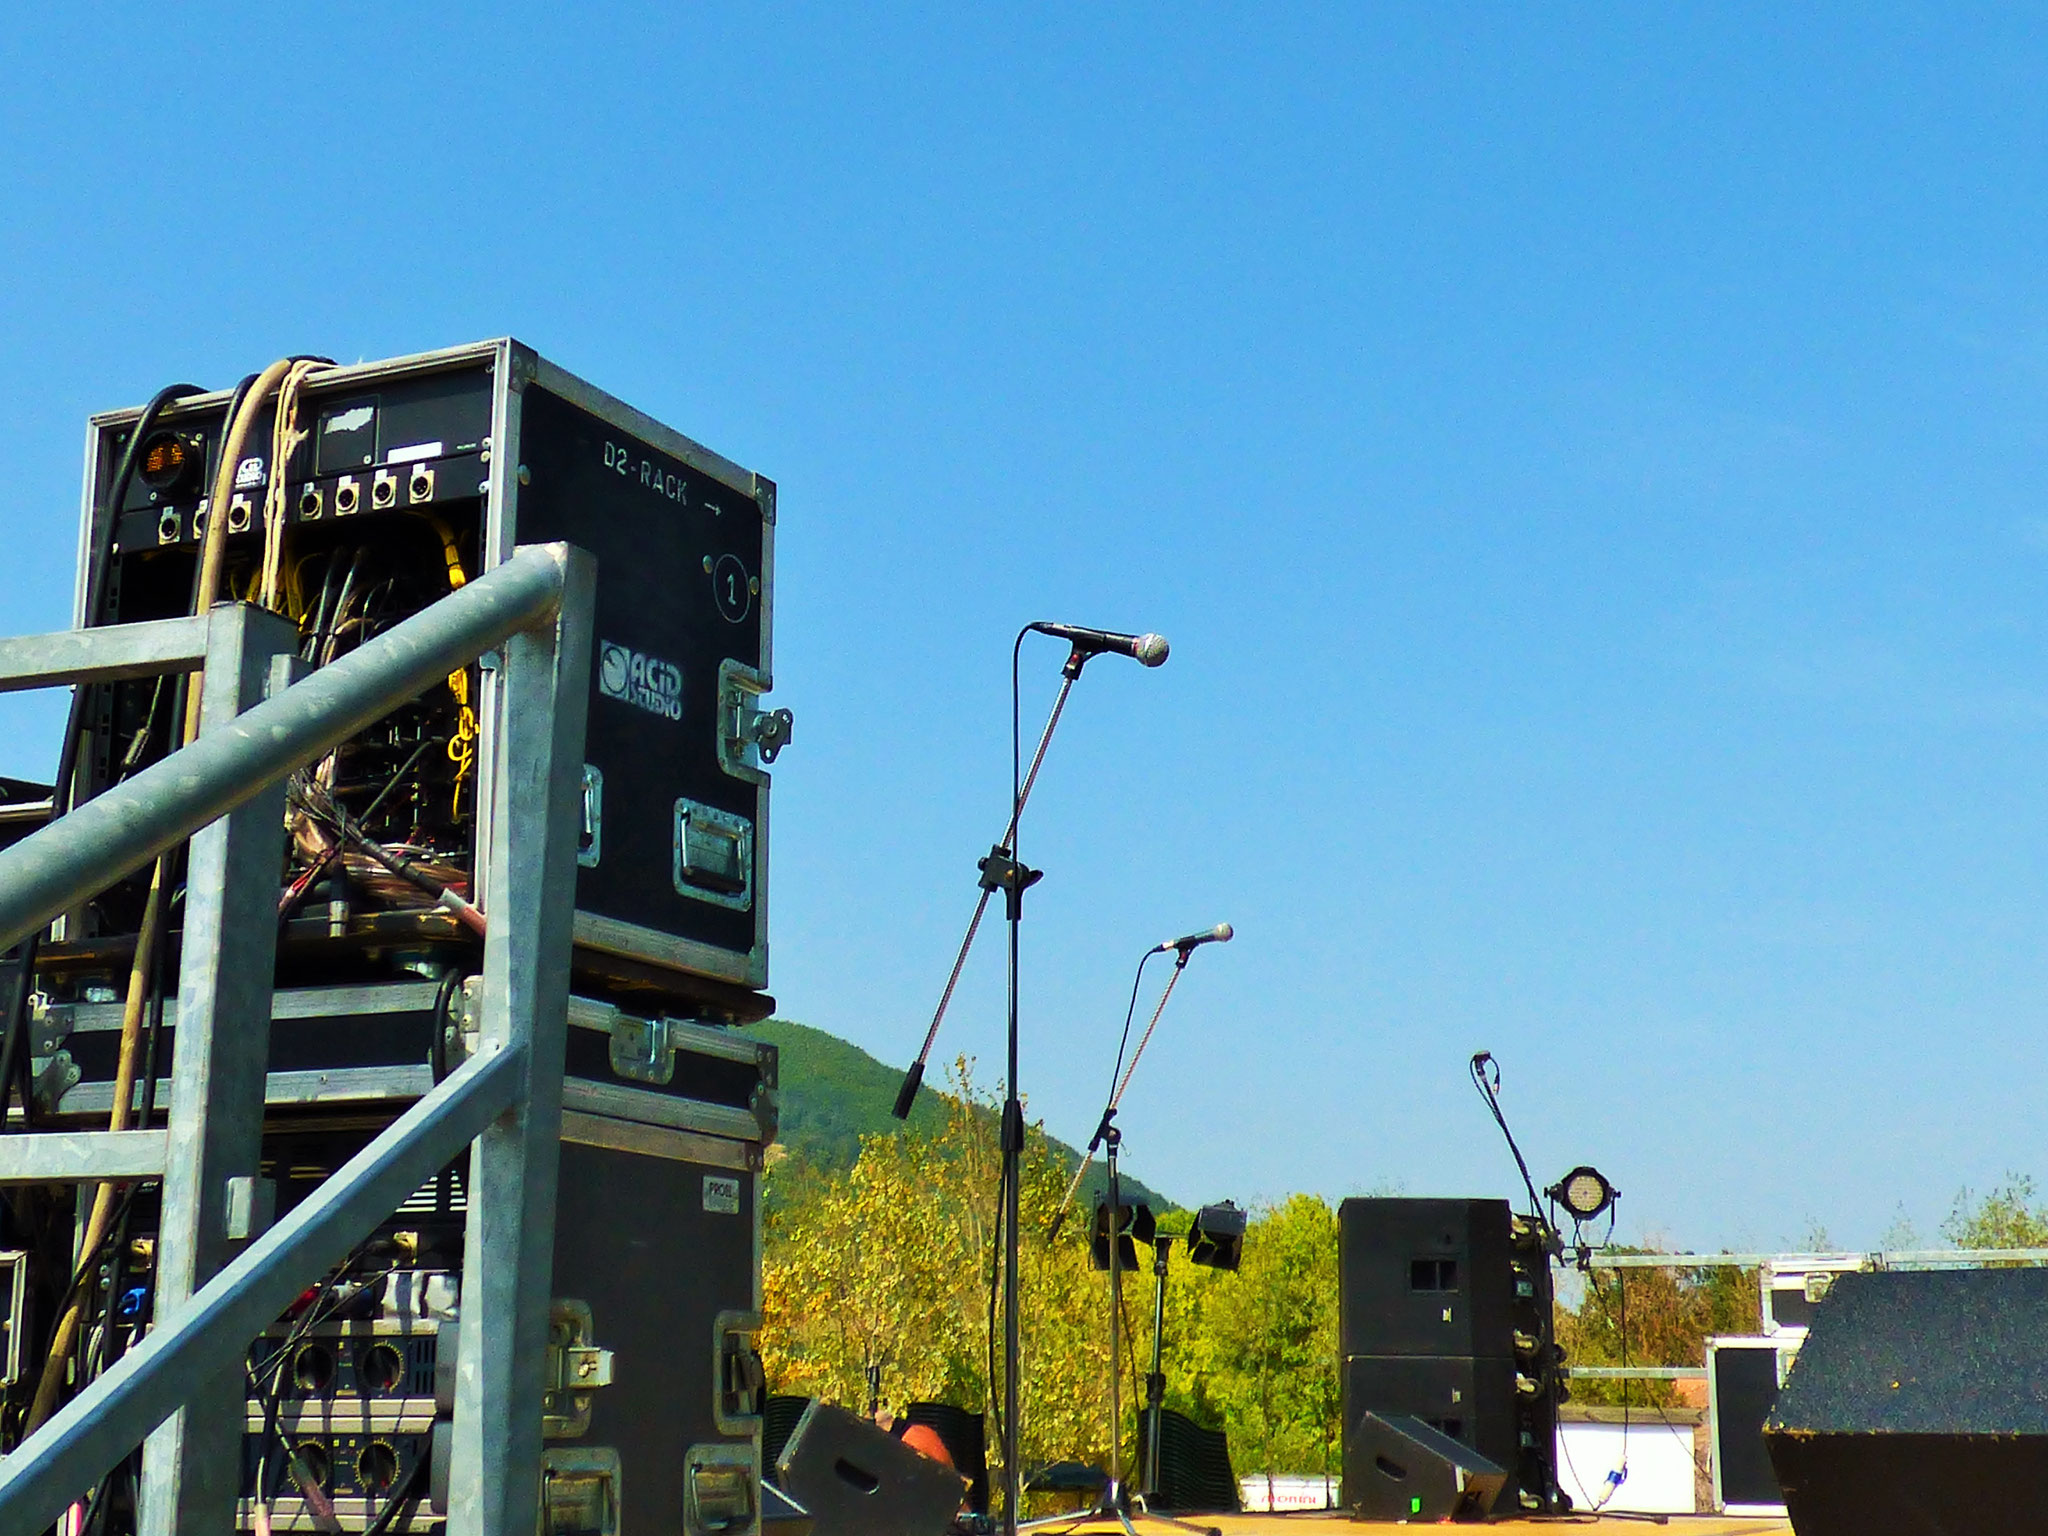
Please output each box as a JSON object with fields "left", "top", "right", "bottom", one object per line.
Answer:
{"left": 411, "top": 511, "right": 478, "bottom": 818}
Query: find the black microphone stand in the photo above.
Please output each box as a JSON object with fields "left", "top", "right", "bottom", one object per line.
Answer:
{"left": 1141, "top": 1233, "right": 1171, "bottom": 1506}
{"left": 1028, "top": 946, "right": 1221, "bottom": 1536}
{"left": 894, "top": 629, "right": 1129, "bottom": 1536}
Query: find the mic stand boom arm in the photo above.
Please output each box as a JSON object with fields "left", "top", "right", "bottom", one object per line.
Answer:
{"left": 892, "top": 652, "right": 1081, "bottom": 1121}
{"left": 1047, "top": 949, "right": 1188, "bottom": 1239}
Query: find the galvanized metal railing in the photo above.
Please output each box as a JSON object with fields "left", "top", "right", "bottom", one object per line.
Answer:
{"left": 0, "top": 542, "right": 595, "bottom": 1536}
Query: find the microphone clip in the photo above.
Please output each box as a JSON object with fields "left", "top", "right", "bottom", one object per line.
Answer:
{"left": 1058, "top": 640, "right": 1130, "bottom": 679}
{"left": 1087, "top": 1104, "right": 1120, "bottom": 1155}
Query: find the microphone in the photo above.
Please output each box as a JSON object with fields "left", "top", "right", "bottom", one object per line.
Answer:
{"left": 1155, "top": 921, "right": 1233, "bottom": 954}
{"left": 1028, "top": 622, "right": 1170, "bottom": 667}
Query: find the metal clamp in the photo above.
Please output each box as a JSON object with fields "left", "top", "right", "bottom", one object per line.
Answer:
{"left": 27, "top": 996, "right": 71, "bottom": 1058}
{"left": 32, "top": 1052, "right": 79, "bottom": 1114}
{"left": 448, "top": 975, "right": 485, "bottom": 1067}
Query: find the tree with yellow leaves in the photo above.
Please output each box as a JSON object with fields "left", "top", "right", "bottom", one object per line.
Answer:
{"left": 761, "top": 1062, "right": 1121, "bottom": 1498}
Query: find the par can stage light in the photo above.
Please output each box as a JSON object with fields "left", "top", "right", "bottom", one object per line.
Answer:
{"left": 1548, "top": 1165, "right": 1617, "bottom": 1223}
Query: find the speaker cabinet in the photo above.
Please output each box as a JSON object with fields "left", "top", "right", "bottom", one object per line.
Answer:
{"left": 1765, "top": 1268, "right": 2048, "bottom": 1534}
{"left": 1339, "top": 1198, "right": 1515, "bottom": 1359}
{"left": 776, "top": 1401, "right": 966, "bottom": 1536}
{"left": 1342, "top": 1356, "right": 1524, "bottom": 1509}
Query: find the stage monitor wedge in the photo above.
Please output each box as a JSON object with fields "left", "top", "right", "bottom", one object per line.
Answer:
{"left": 776, "top": 1401, "right": 964, "bottom": 1536}
{"left": 1346, "top": 1411, "right": 1505, "bottom": 1522}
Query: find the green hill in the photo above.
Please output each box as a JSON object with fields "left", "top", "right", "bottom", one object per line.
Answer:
{"left": 745, "top": 1018, "right": 1173, "bottom": 1213}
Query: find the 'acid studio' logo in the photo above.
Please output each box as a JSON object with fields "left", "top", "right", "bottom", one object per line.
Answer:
{"left": 598, "top": 641, "right": 684, "bottom": 721}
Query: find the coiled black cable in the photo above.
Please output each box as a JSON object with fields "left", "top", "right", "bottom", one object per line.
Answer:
{"left": 0, "top": 381, "right": 206, "bottom": 1137}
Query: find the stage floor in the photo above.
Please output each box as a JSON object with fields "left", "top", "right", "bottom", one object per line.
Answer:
{"left": 1049, "top": 1517, "right": 1791, "bottom": 1535}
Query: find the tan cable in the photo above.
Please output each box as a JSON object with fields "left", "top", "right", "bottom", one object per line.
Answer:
{"left": 29, "top": 360, "right": 296, "bottom": 1428}
{"left": 186, "top": 358, "right": 292, "bottom": 743}
{"left": 259, "top": 360, "right": 324, "bottom": 611}
{"left": 24, "top": 872, "right": 163, "bottom": 1431}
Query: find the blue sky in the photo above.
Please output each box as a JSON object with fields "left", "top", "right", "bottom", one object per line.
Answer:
{"left": 5, "top": 6, "right": 2048, "bottom": 1250}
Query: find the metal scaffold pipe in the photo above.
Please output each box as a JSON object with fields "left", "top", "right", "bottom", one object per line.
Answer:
{"left": 0, "top": 542, "right": 572, "bottom": 955}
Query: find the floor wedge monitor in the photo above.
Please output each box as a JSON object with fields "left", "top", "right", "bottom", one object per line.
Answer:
{"left": 1347, "top": 1411, "right": 1506, "bottom": 1521}
{"left": 775, "top": 1401, "right": 965, "bottom": 1536}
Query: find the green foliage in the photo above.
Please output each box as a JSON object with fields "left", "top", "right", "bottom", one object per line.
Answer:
{"left": 746, "top": 1018, "right": 1171, "bottom": 1213}
{"left": 761, "top": 1060, "right": 1118, "bottom": 1500}
{"left": 1553, "top": 1250, "right": 1758, "bottom": 1408}
{"left": 748, "top": 1020, "right": 954, "bottom": 1176}
{"left": 1943, "top": 1174, "right": 2048, "bottom": 1250}
{"left": 759, "top": 1058, "right": 1348, "bottom": 1505}
{"left": 1156, "top": 1195, "right": 1342, "bottom": 1476}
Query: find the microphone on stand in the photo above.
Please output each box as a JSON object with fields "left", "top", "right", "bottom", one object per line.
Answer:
{"left": 1027, "top": 622, "right": 1170, "bottom": 667}
{"left": 893, "top": 620, "right": 1171, "bottom": 1123}
{"left": 1046, "top": 920, "right": 1234, "bottom": 1240}
{"left": 1154, "top": 921, "right": 1233, "bottom": 954}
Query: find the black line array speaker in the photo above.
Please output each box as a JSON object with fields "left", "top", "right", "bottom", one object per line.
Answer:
{"left": 1137, "top": 1407, "right": 1241, "bottom": 1514}
{"left": 1338, "top": 1198, "right": 1564, "bottom": 1516}
{"left": 1765, "top": 1267, "right": 2048, "bottom": 1534}
{"left": 1339, "top": 1198, "right": 1515, "bottom": 1359}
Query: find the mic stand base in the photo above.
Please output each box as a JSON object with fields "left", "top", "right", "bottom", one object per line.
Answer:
{"left": 1022, "top": 1134, "right": 1217, "bottom": 1536}
{"left": 1019, "top": 1484, "right": 1220, "bottom": 1536}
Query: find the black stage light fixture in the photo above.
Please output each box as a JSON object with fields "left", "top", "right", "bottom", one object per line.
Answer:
{"left": 1547, "top": 1165, "right": 1617, "bottom": 1223}
{"left": 1091, "top": 1197, "right": 1156, "bottom": 1272}
{"left": 1186, "top": 1201, "right": 1247, "bottom": 1271}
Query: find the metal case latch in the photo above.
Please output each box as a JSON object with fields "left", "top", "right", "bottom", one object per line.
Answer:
{"left": 716, "top": 659, "right": 791, "bottom": 778}
{"left": 737, "top": 705, "right": 792, "bottom": 764}
{"left": 578, "top": 764, "right": 603, "bottom": 868}
{"left": 544, "top": 1300, "right": 615, "bottom": 1438}
{"left": 607, "top": 1011, "right": 677, "bottom": 1086}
